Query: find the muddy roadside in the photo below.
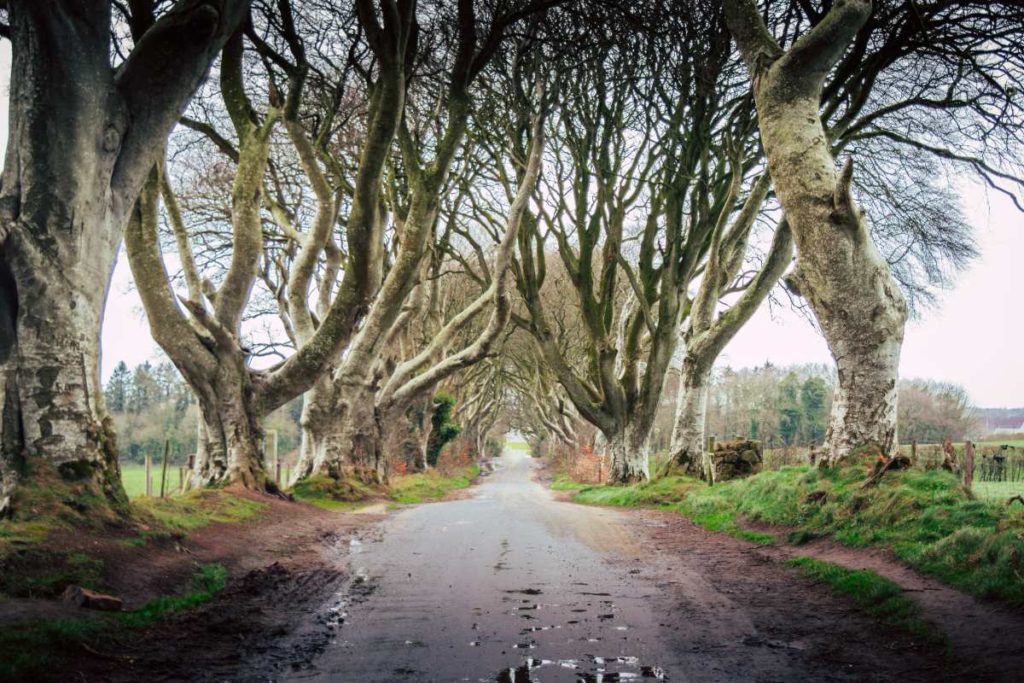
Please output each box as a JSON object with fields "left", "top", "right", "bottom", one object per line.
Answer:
{"left": 1, "top": 489, "right": 387, "bottom": 682}
{"left": 538, "top": 459, "right": 1024, "bottom": 682}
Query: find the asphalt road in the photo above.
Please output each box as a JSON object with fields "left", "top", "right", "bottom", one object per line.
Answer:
{"left": 279, "top": 448, "right": 952, "bottom": 683}
{"left": 287, "top": 448, "right": 681, "bottom": 682}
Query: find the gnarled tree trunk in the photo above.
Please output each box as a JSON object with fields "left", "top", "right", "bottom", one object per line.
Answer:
{"left": 0, "top": 0, "right": 249, "bottom": 516}
{"left": 606, "top": 422, "right": 650, "bottom": 483}
{"left": 669, "top": 356, "right": 712, "bottom": 476}
{"left": 725, "top": 0, "right": 908, "bottom": 465}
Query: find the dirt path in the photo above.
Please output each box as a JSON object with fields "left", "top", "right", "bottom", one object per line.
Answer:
{"left": 66, "top": 453, "right": 1023, "bottom": 681}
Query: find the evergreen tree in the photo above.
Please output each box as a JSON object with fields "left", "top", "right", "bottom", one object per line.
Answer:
{"left": 105, "top": 361, "right": 131, "bottom": 413}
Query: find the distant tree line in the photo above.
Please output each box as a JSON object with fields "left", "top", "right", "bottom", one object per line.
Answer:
{"left": 648, "top": 363, "right": 977, "bottom": 451}
{"left": 104, "top": 360, "right": 301, "bottom": 465}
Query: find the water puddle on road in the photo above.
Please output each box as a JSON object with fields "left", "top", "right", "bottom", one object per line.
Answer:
{"left": 493, "top": 655, "right": 668, "bottom": 682}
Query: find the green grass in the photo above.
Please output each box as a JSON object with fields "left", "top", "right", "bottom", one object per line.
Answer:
{"left": 974, "top": 480, "right": 1024, "bottom": 501}
{"left": 787, "top": 557, "right": 939, "bottom": 642}
{"left": 0, "top": 563, "right": 228, "bottom": 680}
{"left": 571, "top": 465, "right": 1024, "bottom": 606}
{"left": 133, "top": 489, "right": 266, "bottom": 533}
{"left": 389, "top": 465, "right": 480, "bottom": 504}
{"left": 549, "top": 475, "right": 589, "bottom": 492}
{"left": 120, "top": 464, "right": 190, "bottom": 499}
{"left": 504, "top": 441, "right": 531, "bottom": 451}
{"left": 291, "top": 475, "right": 382, "bottom": 510}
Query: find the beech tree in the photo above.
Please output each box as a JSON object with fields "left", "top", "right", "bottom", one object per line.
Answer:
{"left": 724, "top": 0, "right": 1024, "bottom": 464}
{"left": 127, "top": 0, "right": 412, "bottom": 489}
{"left": 0, "top": 0, "right": 252, "bottom": 516}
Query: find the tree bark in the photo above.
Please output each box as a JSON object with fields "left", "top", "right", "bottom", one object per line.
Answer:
{"left": 669, "top": 357, "right": 712, "bottom": 476}
{"left": 0, "top": 0, "right": 250, "bottom": 516}
{"left": 724, "top": 0, "right": 908, "bottom": 465}
{"left": 606, "top": 422, "right": 650, "bottom": 484}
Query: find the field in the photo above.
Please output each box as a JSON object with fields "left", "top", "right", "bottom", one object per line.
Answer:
{"left": 120, "top": 464, "right": 189, "bottom": 499}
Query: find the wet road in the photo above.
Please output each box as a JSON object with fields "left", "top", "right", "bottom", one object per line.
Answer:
{"left": 287, "top": 449, "right": 682, "bottom": 682}
{"left": 275, "top": 449, "right": 955, "bottom": 683}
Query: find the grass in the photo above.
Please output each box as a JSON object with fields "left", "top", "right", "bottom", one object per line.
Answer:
{"left": 549, "top": 475, "right": 590, "bottom": 492}
{"left": 974, "top": 480, "right": 1024, "bottom": 501}
{"left": 389, "top": 465, "right": 480, "bottom": 504}
{"left": 570, "top": 464, "right": 1024, "bottom": 606}
{"left": 0, "top": 563, "right": 228, "bottom": 680}
{"left": 291, "top": 475, "right": 383, "bottom": 510}
{"left": 504, "top": 441, "right": 531, "bottom": 451}
{"left": 787, "top": 557, "right": 938, "bottom": 642}
{"left": 132, "top": 489, "right": 266, "bottom": 533}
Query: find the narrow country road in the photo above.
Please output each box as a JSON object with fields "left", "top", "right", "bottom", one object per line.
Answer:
{"left": 272, "top": 448, "right": 953, "bottom": 682}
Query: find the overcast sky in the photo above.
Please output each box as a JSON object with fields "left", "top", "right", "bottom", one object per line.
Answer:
{"left": 1, "top": 43, "right": 1020, "bottom": 408}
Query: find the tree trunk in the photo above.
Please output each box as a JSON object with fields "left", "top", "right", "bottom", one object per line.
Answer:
{"left": 0, "top": 233, "right": 127, "bottom": 514}
{"left": 669, "top": 356, "right": 711, "bottom": 476}
{"left": 294, "top": 377, "right": 338, "bottom": 481}
{"left": 724, "top": 0, "right": 908, "bottom": 466}
{"left": 187, "top": 358, "right": 266, "bottom": 490}
{"left": 0, "top": 0, "right": 252, "bottom": 516}
{"left": 606, "top": 423, "right": 650, "bottom": 484}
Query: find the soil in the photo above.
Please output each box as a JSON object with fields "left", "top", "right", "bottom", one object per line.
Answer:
{"left": 6, "top": 458, "right": 1023, "bottom": 682}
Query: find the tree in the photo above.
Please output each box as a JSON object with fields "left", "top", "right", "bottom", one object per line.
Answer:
{"left": 426, "top": 393, "right": 461, "bottom": 467}
{"left": 777, "top": 373, "right": 802, "bottom": 446}
{"left": 724, "top": 0, "right": 1024, "bottom": 465}
{"left": 801, "top": 377, "right": 829, "bottom": 445}
{"left": 105, "top": 362, "right": 132, "bottom": 414}
{"left": 725, "top": 0, "right": 909, "bottom": 463}
{"left": 899, "top": 380, "right": 977, "bottom": 443}
{"left": 0, "top": 0, "right": 252, "bottom": 516}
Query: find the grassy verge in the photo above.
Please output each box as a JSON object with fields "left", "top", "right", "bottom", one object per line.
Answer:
{"left": 133, "top": 489, "right": 266, "bottom": 534}
{"left": 787, "top": 556, "right": 939, "bottom": 643}
{"left": 291, "top": 475, "right": 384, "bottom": 510}
{"left": 389, "top": 465, "right": 480, "bottom": 504}
{"left": 0, "top": 563, "right": 228, "bottom": 680}
{"left": 549, "top": 475, "right": 589, "bottom": 492}
{"left": 570, "top": 464, "right": 1024, "bottom": 606}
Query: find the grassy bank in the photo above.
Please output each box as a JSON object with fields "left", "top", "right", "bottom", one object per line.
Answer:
{"left": 289, "top": 465, "right": 481, "bottom": 508}
{"left": 572, "top": 465, "right": 1024, "bottom": 606}
{"left": 0, "top": 563, "right": 228, "bottom": 680}
{"left": 388, "top": 465, "right": 480, "bottom": 504}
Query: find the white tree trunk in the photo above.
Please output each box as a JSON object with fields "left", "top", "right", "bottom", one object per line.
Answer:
{"left": 607, "top": 423, "right": 650, "bottom": 483}
{"left": 725, "top": 0, "right": 908, "bottom": 466}
{"left": 669, "top": 356, "right": 711, "bottom": 475}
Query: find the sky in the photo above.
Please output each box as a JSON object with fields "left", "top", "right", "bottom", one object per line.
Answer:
{"left": 0, "top": 42, "right": 1020, "bottom": 409}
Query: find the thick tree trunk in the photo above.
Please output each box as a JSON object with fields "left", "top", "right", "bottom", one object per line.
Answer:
{"left": 0, "top": 232, "right": 126, "bottom": 514}
{"left": 294, "top": 377, "right": 338, "bottom": 481}
{"left": 188, "top": 363, "right": 266, "bottom": 490}
{"left": 725, "top": 0, "right": 908, "bottom": 466}
{"left": 0, "top": 1, "right": 251, "bottom": 516}
{"left": 606, "top": 423, "right": 650, "bottom": 484}
{"left": 669, "top": 356, "right": 711, "bottom": 475}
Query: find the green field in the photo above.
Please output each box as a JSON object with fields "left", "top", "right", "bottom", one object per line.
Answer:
{"left": 120, "top": 464, "right": 188, "bottom": 499}
{"left": 974, "top": 481, "right": 1024, "bottom": 501}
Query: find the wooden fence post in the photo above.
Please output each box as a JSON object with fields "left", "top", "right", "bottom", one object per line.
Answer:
{"left": 144, "top": 453, "right": 152, "bottom": 497}
{"left": 266, "top": 430, "right": 279, "bottom": 485}
{"left": 705, "top": 436, "right": 716, "bottom": 486}
{"left": 964, "top": 441, "right": 974, "bottom": 490}
{"left": 159, "top": 440, "right": 170, "bottom": 498}
{"left": 911, "top": 439, "right": 917, "bottom": 462}
{"left": 179, "top": 466, "right": 185, "bottom": 493}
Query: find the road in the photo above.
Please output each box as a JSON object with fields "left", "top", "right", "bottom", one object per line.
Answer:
{"left": 278, "top": 448, "right": 947, "bottom": 683}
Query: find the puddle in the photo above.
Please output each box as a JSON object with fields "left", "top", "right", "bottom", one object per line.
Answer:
{"left": 493, "top": 655, "right": 667, "bottom": 682}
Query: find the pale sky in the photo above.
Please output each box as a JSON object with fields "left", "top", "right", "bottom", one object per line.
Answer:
{"left": 0, "top": 43, "right": 1020, "bottom": 408}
